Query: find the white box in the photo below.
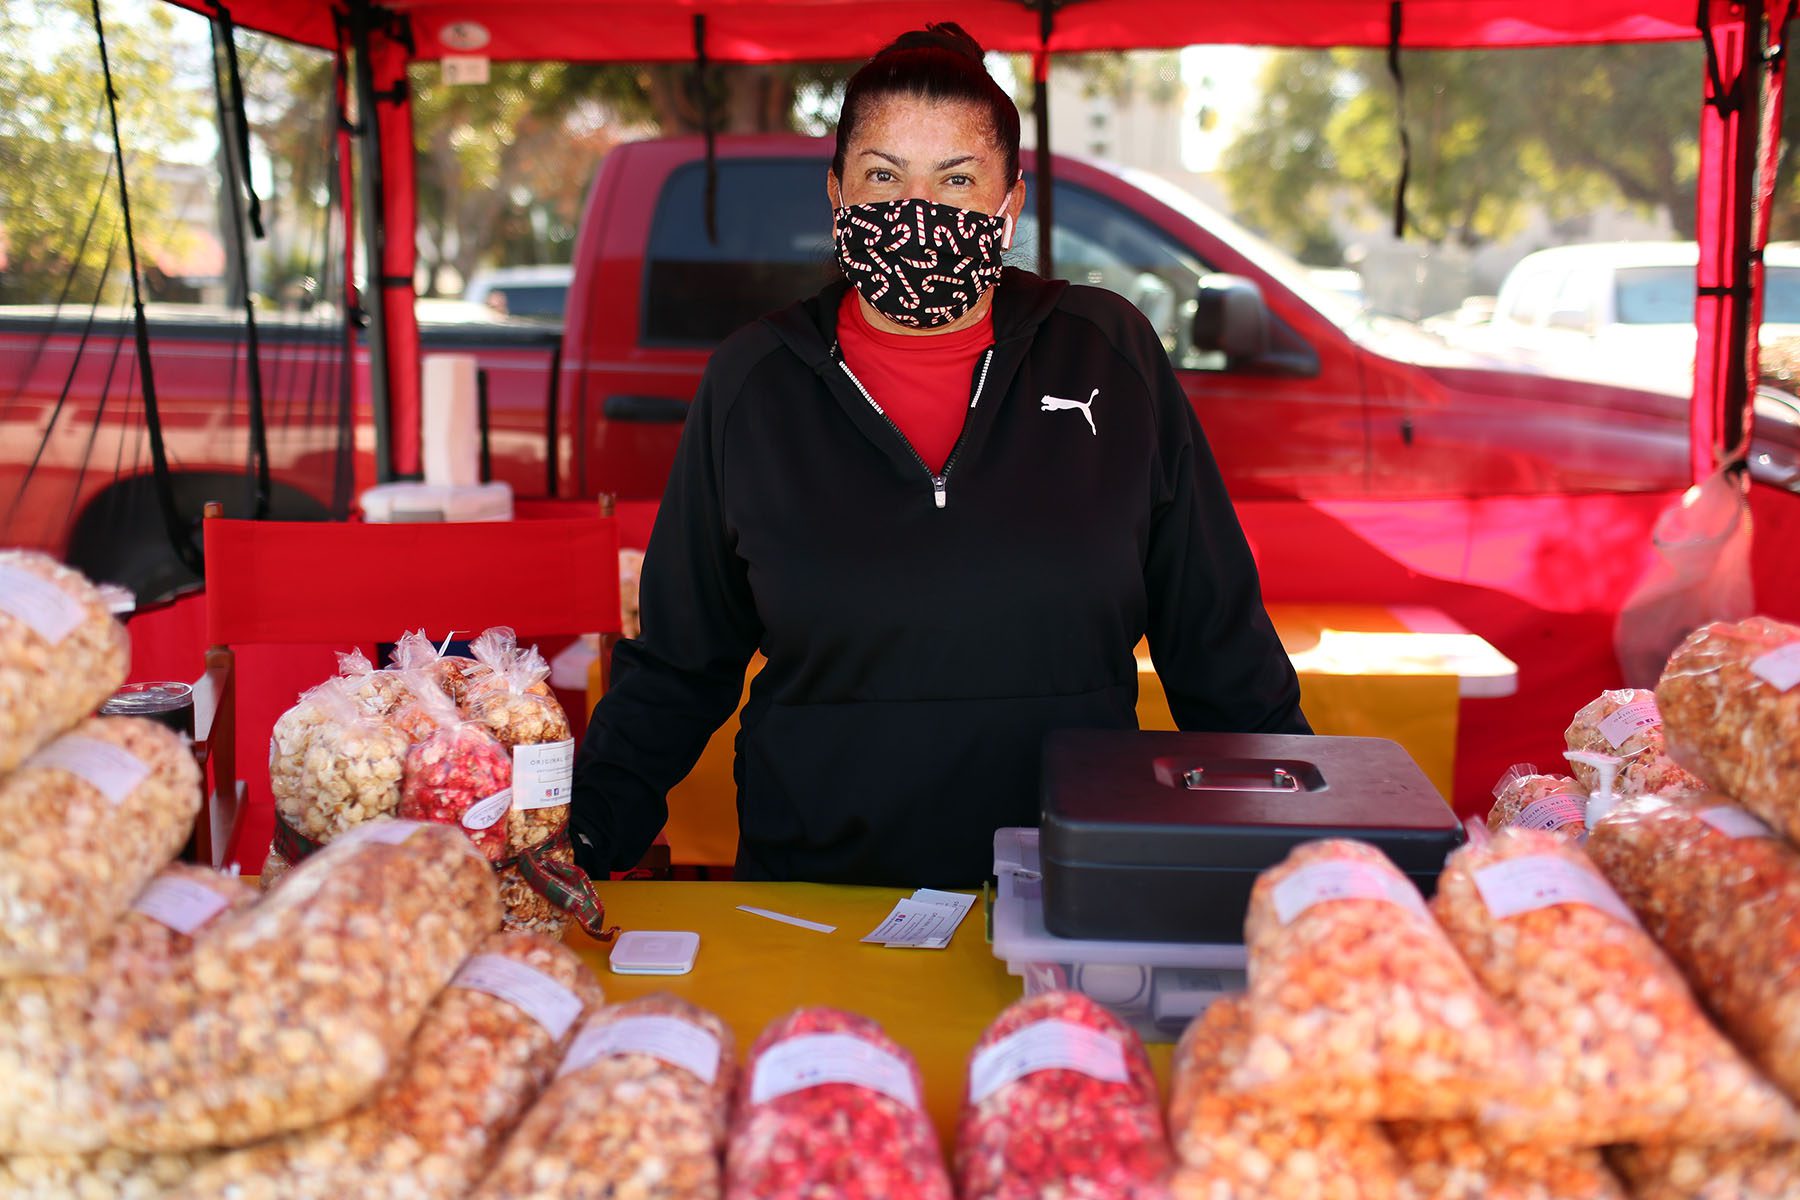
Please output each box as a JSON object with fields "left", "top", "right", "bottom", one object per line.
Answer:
{"left": 422, "top": 353, "right": 482, "bottom": 487}
{"left": 991, "top": 827, "right": 1245, "bottom": 1043}
{"left": 359, "top": 480, "right": 513, "bottom": 523}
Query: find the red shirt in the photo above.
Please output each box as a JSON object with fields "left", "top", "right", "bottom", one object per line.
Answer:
{"left": 836, "top": 290, "right": 994, "bottom": 475}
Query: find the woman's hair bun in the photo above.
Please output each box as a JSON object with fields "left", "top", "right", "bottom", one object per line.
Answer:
{"left": 878, "top": 21, "right": 986, "bottom": 65}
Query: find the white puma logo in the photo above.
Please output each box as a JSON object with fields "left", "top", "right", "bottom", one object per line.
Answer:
{"left": 1040, "top": 388, "right": 1098, "bottom": 435}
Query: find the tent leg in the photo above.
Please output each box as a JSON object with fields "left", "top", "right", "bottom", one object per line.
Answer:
{"left": 349, "top": 0, "right": 395, "bottom": 483}
{"left": 1034, "top": 0, "right": 1055, "bottom": 280}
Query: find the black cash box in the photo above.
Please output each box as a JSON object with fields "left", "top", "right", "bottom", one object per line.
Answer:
{"left": 1039, "top": 729, "right": 1464, "bottom": 943}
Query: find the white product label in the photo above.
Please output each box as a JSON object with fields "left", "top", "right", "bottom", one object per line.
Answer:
{"left": 1473, "top": 854, "right": 1637, "bottom": 926}
{"left": 968, "top": 1018, "right": 1130, "bottom": 1104}
{"left": 29, "top": 735, "right": 149, "bottom": 803}
{"left": 750, "top": 1032, "right": 920, "bottom": 1110}
{"left": 339, "top": 820, "right": 423, "bottom": 847}
{"left": 0, "top": 564, "right": 85, "bottom": 644}
{"left": 513, "top": 739, "right": 574, "bottom": 810}
{"left": 462, "top": 788, "right": 511, "bottom": 831}
{"left": 452, "top": 954, "right": 582, "bottom": 1040}
{"left": 1698, "top": 805, "right": 1775, "bottom": 840}
{"left": 1272, "top": 860, "right": 1430, "bottom": 926}
{"left": 131, "top": 875, "right": 231, "bottom": 935}
{"left": 558, "top": 1015, "right": 722, "bottom": 1084}
{"left": 1514, "top": 790, "right": 1588, "bottom": 832}
{"left": 1597, "top": 698, "right": 1662, "bottom": 748}
{"left": 1750, "top": 642, "right": 1800, "bottom": 692}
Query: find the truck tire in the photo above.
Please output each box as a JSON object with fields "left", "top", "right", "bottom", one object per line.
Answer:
{"left": 65, "top": 474, "right": 333, "bottom": 604}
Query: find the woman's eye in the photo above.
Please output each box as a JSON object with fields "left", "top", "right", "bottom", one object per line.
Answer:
{"left": 868, "top": 169, "right": 897, "bottom": 183}
{"left": 945, "top": 174, "right": 974, "bottom": 187}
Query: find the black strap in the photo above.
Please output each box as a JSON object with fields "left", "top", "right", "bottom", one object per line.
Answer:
{"left": 90, "top": 0, "right": 201, "bottom": 575}
{"left": 1698, "top": 0, "right": 1741, "bottom": 114}
{"left": 212, "top": 3, "right": 264, "bottom": 238}
{"left": 694, "top": 14, "right": 718, "bottom": 245}
{"left": 1387, "top": 1, "right": 1411, "bottom": 239}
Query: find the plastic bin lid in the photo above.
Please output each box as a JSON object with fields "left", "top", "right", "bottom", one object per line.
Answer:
{"left": 991, "top": 827, "right": 1246, "bottom": 972}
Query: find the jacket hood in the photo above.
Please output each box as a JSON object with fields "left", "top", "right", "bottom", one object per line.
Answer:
{"left": 762, "top": 266, "right": 1071, "bottom": 373}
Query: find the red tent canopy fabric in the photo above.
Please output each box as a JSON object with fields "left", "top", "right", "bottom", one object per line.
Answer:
{"left": 167, "top": 0, "right": 1698, "bottom": 59}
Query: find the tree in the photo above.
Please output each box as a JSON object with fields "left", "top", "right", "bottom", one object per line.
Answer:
{"left": 1222, "top": 43, "right": 1720, "bottom": 257}
{"left": 0, "top": 0, "right": 208, "bottom": 305}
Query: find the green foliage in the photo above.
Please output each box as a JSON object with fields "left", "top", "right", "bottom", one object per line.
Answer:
{"left": 1222, "top": 43, "right": 1722, "bottom": 256}
{"left": 0, "top": 0, "right": 207, "bottom": 305}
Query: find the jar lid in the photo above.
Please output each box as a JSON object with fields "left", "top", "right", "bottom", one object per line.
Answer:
{"left": 101, "top": 681, "right": 194, "bottom": 716}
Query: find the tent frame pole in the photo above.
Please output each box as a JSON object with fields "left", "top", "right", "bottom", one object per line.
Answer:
{"left": 348, "top": 0, "right": 395, "bottom": 482}
{"left": 1034, "top": 0, "right": 1055, "bottom": 280}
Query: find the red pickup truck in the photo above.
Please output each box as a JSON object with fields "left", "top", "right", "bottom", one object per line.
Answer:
{"left": 5, "top": 134, "right": 1797, "bottom": 807}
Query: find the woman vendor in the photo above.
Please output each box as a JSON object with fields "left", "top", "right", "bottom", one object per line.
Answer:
{"left": 572, "top": 23, "right": 1307, "bottom": 888}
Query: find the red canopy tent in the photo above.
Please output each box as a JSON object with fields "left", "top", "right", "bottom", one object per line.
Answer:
{"left": 158, "top": 0, "right": 1780, "bottom": 494}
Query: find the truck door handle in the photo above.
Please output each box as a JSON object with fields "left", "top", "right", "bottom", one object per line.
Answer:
{"left": 604, "top": 395, "right": 689, "bottom": 423}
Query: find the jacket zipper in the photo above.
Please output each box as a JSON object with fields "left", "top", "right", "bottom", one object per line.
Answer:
{"left": 835, "top": 345, "right": 997, "bottom": 511}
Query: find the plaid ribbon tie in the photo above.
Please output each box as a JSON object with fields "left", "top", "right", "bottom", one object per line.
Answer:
{"left": 504, "top": 823, "right": 620, "bottom": 943}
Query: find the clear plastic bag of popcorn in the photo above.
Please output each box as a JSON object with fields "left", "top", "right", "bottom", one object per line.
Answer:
{"left": 0, "top": 863, "right": 254, "bottom": 1155}
{"left": 0, "top": 716, "right": 202, "bottom": 978}
{"left": 398, "top": 672, "right": 513, "bottom": 861}
{"left": 474, "top": 993, "right": 736, "bottom": 1200}
{"left": 1565, "top": 689, "right": 1705, "bottom": 797}
{"left": 467, "top": 628, "right": 581, "bottom": 937}
{"left": 727, "top": 1007, "right": 953, "bottom": 1200}
{"left": 1230, "top": 839, "right": 1535, "bottom": 1122}
{"left": 1657, "top": 616, "right": 1800, "bottom": 842}
{"left": 0, "top": 550, "right": 130, "bottom": 775}
{"left": 1588, "top": 792, "right": 1800, "bottom": 1102}
{"left": 1387, "top": 1121, "right": 1625, "bottom": 1200}
{"left": 336, "top": 645, "right": 415, "bottom": 720}
{"left": 1486, "top": 765, "right": 1588, "bottom": 842}
{"left": 98, "top": 821, "right": 502, "bottom": 1153}
{"left": 0, "top": 1147, "right": 219, "bottom": 1199}
{"left": 283, "top": 676, "right": 408, "bottom": 845}
{"left": 1169, "top": 994, "right": 1409, "bottom": 1200}
{"left": 184, "top": 929, "right": 601, "bottom": 1199}
{"left": 1431, "top": 828, "right": 1798, "bottom": 1146}
{"left": 956, "top": 990, "right": 1171, "bottom": 1200}
{"left": 1608, "top": 1140, "right": 1800, "bottom": 1200}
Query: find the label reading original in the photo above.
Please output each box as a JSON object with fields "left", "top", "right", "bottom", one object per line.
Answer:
{"left": 1750, "top": 642, "right": 1800, "bottom": 693}
{"left": 1514, "top": 790, "right": 1588, "bottom": 832}
{"left": 462, "top": 788, "right": 511, "bottom": 831}
{"left": 453, "top": 954, "right": 582, "bottom": 1040}
{"left": 131, "top": 875, "right": 231, "bottom": 935}
{"left": 1597, "top": 698, "right": 1662, "bottom": 749}
{"left": 558, "top": 1015, "right": 722, "bottom": 1084}
{"left": 29, "top": 735, "right": 148, "bottom": 804}
{"left": 1271, "top": 860, "right": 1431, "bottom": 926}
{"left": 0, "top": 563, "right": 85, "bottom": 644}
{"left": 1473, "top": 854, "right": 1637, "bottom": 926}
{"left": 513, "top": 739, "right": 574, "bottom": 810}
{"left": 750, "top": 1032, "right": 920, "bottom": 1110}
{"left": 1698, "top": 805, "right": 1776, "bottom": 840}
{"left": 968, "top": 1018, "right": 1129, "bottom": 1104}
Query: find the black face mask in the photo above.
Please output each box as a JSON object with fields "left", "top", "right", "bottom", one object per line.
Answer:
{"left": 832, "top": 196, "right": 1014, "bottom": 329}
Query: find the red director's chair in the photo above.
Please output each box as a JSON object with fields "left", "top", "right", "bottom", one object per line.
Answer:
{"left": 191, "top": 502, "right": 621, "bottom": 867}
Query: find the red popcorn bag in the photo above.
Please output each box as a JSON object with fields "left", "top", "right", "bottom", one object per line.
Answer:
{"left": 398, "top": 674, "right": 513, "bottom": 861}
{"left": 726, "top": 1007, "right": 951, "bottom": 1200}
{"left": 956, "top": 991, "right": 1170, "bottom": 1200}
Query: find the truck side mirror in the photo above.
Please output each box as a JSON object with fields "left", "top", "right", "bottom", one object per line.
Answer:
{"left": 1193, "top": 274, "right": 1272, "bottom": 359}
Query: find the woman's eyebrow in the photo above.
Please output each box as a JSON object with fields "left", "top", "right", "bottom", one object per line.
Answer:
{"left": 859, "top": 149, "right": 985, "bottom": 170}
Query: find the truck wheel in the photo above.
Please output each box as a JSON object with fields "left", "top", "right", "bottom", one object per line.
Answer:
{"left": 65, "top": 474, "right": 333, "bottom": 604}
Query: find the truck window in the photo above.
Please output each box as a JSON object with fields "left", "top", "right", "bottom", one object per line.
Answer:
{"left": 643, "top": 160, "right": 838, "bottom": 345}
{"left": 1009, "top": 180, "right": 1218, "bottom": 370}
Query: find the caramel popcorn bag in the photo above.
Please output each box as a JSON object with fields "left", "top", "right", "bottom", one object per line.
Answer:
{"left": 473, "top": 994, "right": 736, "bottom": 1199}
{"left": 0, "top": 550, "right": 129, "bottom": 774}
{"left": 0, "top": 716, "right": 202, "bottom": 978}
{"left": 1588, "top": 792, "right": 1800, "bottom": 1102}
{"left": 1657, "top": 616, "right": 1800, "bottom": 842}
{"left": 1485, "top": 765, "right": 1588, "bottom": 842}
{"left": 1168, "top": 994, "right": 1409, "bottom": 1200}
{"left": 185, "top": 930, "right": 601, "bottom": 1199}
{"left": 1564, "top": 689, "right": 1705, "bottom": 797}
{"left": 99, "top": 821, "right": 502, "bottom": 1152}
{"left": 1431, "top": 828, "right": 1798, "bottom": 1147}
{"left": 1230, "top": 839, "right": 1535, "bottom": 1121}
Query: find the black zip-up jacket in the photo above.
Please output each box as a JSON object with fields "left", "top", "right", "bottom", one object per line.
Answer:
{"left": 573, "top": 268, "right": 1307, "bottom": 887}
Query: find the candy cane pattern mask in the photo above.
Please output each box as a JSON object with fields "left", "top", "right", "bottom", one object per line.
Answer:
{"left": 832, "top": 196, "right": 1014, "bottom": 329}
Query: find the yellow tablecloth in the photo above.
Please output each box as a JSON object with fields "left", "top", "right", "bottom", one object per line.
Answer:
{"left": 569, "top": 880, "right": 1172, "bottom": 1151}
{"left": 640, "top": 605, "right": 1467, "bottom": 867}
